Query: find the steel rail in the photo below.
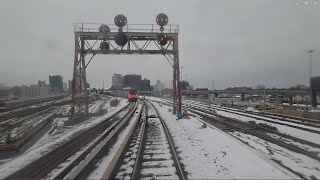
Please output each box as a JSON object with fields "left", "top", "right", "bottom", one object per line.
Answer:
{"left": 189, "top": 101, "right": 320, "bottom": 131}
{"left": 131, "top": 101, "right": 147, "bottom": 180}
{"left": 184, "top": 106, "right": 320, "bottom": 161}
{"left": 183, "top": 103, "right": 320, "bottom": 148}
{"left": 4, "top": 102, "right": 133, "bottom": 179}
{"left": 66, "top": 102, "right": 141, "bottom": 179}
{"left": 155, "top": 100, "right": 320, "bottom": 161}
{"left": 190, "top": 100, "right": 320, "bottom": 126}
{"left": 149, "top": 101, "right": 187, "bottom": 180}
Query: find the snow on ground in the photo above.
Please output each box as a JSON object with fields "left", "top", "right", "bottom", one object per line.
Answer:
{"left": 310, "top": 109, "right": 320, "bottom": 112}
{"left": 245, "top": 107, "right": 260, "bottom": 113}
{"left": 156, "top": 99, "right": 320, "bottom": 144}
{"left": 102, "top": 99, "right": 111, "bottom": 110}
{"left": 46, "top": 122, "right": 116, "bottom": 179}
{"left": 283, "top": 103, "right": 320, "bottom": 108}
{"left": 0, "top": 96, "right": 70, "bottom": 116}
{"left": 0, "top": 99, "right": 128, "bottom": 179}
{"left": 230, "top": 132, "right": 320, "bottom": 179}
{"left": 216, "top": 110, "right": 320, "bottom": 145}
{"left": 87, "top": 103, "right": 143, "bottom": 179}
{"left": 267, "top": 133, "right": 320, "bottom": 154}
{"left": 152, "top": 102, "right": 297, "bottom": 179}
{"left": 147, "top": 98, "right": 320, "bottom": 145}
{"left": 88, "top": 100, "right": 103, "bottom": 113}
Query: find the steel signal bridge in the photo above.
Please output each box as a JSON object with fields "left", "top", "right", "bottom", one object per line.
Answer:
{"left": 71, "top": 14, "right": 182, "bottom": 118}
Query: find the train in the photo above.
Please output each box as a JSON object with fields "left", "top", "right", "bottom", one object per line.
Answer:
{"left": 128, "top": 89, "right": 138, "bottom": 102}
{"left": 110, "top": 97, "right": 119, "bottom": 107}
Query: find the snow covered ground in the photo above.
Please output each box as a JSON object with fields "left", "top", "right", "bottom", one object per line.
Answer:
{"left": 0, "top": 95, "right": 70, "bottom": 116}
{"left": 152, "top": 102, "right": 298, "bottom": 179}
{"left": 230, "top": 132, "right": 320, "bottom": 179}
{"left": 283, "top": 103, "right": 320, "bottom": 108}
{"left": 0, "top": 98, "right": 128, "bottom": 179}
{"left": 216, "top": 110, "right": 320, "bottom": 145}
{"left": 181, "top": 100, "right": 320, "bottom": 148}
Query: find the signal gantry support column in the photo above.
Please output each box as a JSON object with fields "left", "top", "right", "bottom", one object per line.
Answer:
{"left": 174, "top": 35, "right": 182, "bottom": 114}
{"left": 71, "top": 36, "right": 90, "bottom": 118}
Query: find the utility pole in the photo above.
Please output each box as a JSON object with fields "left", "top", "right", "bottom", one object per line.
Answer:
{"left": 103, "top": 80, "right": 104, "bottom": 90}
{"left": 212, "top": 80, "right": 215, "bottom": 91}
{"left": 180, "top": 66, "right": 184, "bottom": 81}
{"left": 263, "top": 87, "right": 266, "bottom": 110}
{"left": 307, "top": 49, "right": 314, "bottom": 110}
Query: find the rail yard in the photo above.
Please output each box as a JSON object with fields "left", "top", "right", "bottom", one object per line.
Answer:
{"left": 0, "top": 94, "right": 318, "bottom": 179}
{"left": 1, "top": 1, "right": 320, "bottom": 179}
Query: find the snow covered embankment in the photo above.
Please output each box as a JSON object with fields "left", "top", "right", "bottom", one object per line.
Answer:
{"left": 152, "top": 102, "right": 297, "bottom": 179}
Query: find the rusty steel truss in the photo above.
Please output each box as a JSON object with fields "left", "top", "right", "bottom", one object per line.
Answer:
{"left": 71, "top": 23, "right": 182, "bottom": 118}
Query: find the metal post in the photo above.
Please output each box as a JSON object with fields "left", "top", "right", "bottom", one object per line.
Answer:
{"left": 173, "top": 61, "right": 177, "bottom": 114}
{"left": 71, "top": 33, "right": 79, "bottom": 118}
{"left": 180, "top": 66, "right": 183, "bottom": 82}
{"left": 80, "top": 38, "right": 89, "bottom": 114}
{"left": 308, "top": 50, "right": 314, "bottom": 110}
{"left": 175, "top": 35, "right": 182, "bottom": 113}
{"left": 212, "top": 80, "right": 214, "bottom": 91}
{"left": 263, "top": 88, "right": 266, "bottom": 110}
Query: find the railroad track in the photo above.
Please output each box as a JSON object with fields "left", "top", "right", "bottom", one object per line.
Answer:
{"left": 0, "top": 107, "right": 57, "bottom": 143}
{"left": 184, "top": 105, "right": 320, "bottom": 161}
{"left": 154, "top": 99, "right": 320, "bottom": 161}
{"left": 112, "top": 100, "right": 187, "bottom": 179}
{"left": 191, "top": 103, "right": 320, "bottom": 134}
{"left": 4, "top": 102, "right": 135, "bottom": 179}
{"left": 10, "top": 108, "right": 58, "bottom": 140}
{"left": 0, "top": 98, "right": 70, "bottom": 122}
{"left": 187, "top": 100, "right": 320, "bottom": 129}
{"left": 60, "top": 101, "right": 140, "bottom": 180}
{"left": 158, "top": 99, "right": 320, "bottom": 134}
{"left": 89, "top": 99, "right": 106, "bottom": 113}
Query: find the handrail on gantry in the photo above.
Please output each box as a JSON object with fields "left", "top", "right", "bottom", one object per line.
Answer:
{"left": 73, "top": 23, "right": 179, "bottom": 33}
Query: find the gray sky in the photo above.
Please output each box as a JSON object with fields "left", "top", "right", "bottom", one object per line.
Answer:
{"left": 0, "top": 0, "right": 319, "bottom": 89}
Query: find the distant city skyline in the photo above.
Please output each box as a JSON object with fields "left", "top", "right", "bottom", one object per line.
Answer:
{"left": 0, "top": 0, "right": 319, "bottom": 89}
{"left": 0, "top": 72, "right": 315, "bottom": 91}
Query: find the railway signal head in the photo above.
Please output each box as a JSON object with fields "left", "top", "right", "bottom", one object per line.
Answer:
{"left": 99, "top": 24, "right": 110, "bottom": 33}
{"left": 114, "top": 14, "right": 127, "bottom": 27}
{"left": 156, "top": 33, "right": 168, "bottom": 46}
{"left": 100, "top": 41, "right": 110, "bottom": 51}
{"left": 115, "top": 32, "right": 128, "bottom": 46}
{"left": 156, "top": 13, "right": 168, "bottom": 26}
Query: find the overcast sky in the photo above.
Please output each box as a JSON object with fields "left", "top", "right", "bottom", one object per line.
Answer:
{"left": 0, "top": 0, "right": 319, "bottom": 89}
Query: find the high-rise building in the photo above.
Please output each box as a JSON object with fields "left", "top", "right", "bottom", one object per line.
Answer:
{"left": 141, "top": 78, "right": 152, "bottom": 91}
{"left": 112, "top": 73, "right": 123, "bottom": 86}
{"left": 38, "top": 80, "right": 47, "bottom": 87}
{"left": 21, "top": 85, "right": 49, "bottom": 97}
{"left": 154, "top": 80, "right": 165, "bottom": 91}
{"left": 63, "top": 82, "right": 68, "bottom": 92}
{"left": 181, "top": 80, "right": 190, "bottom": 90}
{"left": 111, "top": 73, "right": 123, "bottom": 90}
{"left": 49, "top": 75, "right": 63, "bottom": 94}
{"left": 123, "top": 74, "right": 142, "bottom": 90}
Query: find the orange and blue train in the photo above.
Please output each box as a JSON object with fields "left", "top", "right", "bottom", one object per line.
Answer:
{"left": 128, "top": 89, "right": 138, "bottom": 102}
